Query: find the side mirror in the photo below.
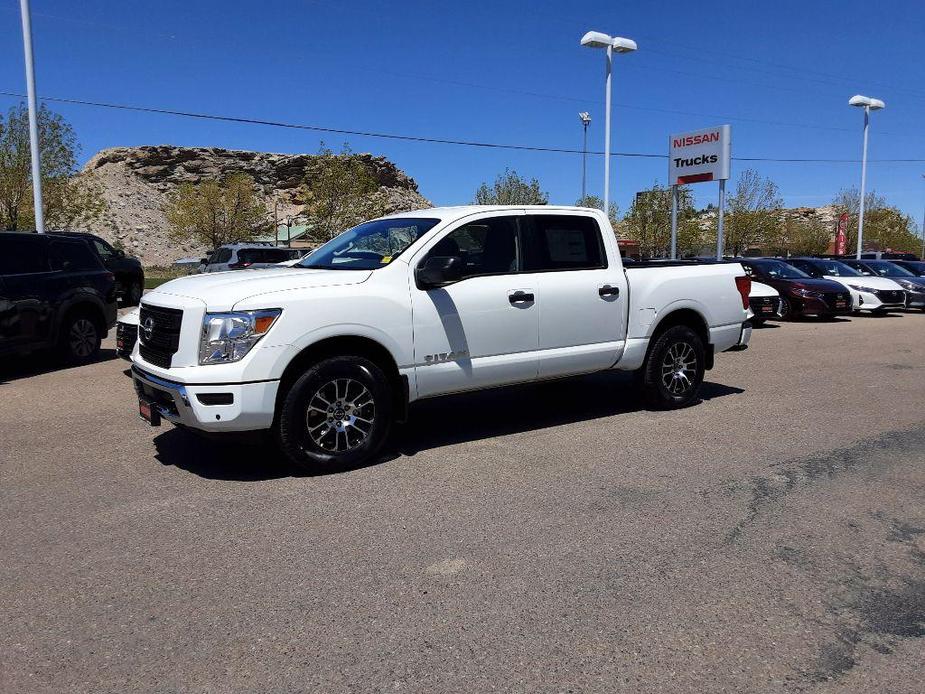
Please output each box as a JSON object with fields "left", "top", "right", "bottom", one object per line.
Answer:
{"left": 115, "top": 249, "right": 126, "bottom": 259}
{"left": 416, "top": 256, "right": 463, "bottom": 289}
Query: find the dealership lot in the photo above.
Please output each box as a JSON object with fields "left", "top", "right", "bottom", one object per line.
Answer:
{"left": 2, "top": 315, "right": 924, "bottom": 692}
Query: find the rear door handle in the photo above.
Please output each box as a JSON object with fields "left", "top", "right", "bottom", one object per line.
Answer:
{"left": 509, "top": 291, "right": 535, "bottom": 304}
{"left": 598, "top": 285, "right": 620, "bottom": 298}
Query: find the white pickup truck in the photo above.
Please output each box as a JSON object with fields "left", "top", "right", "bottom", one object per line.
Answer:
{"left": 132, "top": 206, "right": 752, "bottom": 470}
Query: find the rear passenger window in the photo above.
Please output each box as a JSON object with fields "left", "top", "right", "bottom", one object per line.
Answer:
{"left": 50, "top": 240, "right": 101, "bottom": 272}
{"left": 213, "top": 248, "right": 233, "bottom": 263}
{"left": 0, "top": 234, "right": 50, "bottom": 275}
{"left": 523, "top": 215, "right": 605, "bottom": 271}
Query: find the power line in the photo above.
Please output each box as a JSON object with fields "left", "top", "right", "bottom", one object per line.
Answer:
{"left": 1, "top": 90, "right": 923, "bottom": 165}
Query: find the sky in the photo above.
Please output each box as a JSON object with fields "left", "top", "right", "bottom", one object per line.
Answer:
{"left": 1, "top": 0, "right": 924, "bottom": 226}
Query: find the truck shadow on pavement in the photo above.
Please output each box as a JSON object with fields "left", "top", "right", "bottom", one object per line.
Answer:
{"left": 0, "top": 349, "right": 118, "bottom": 385}
{"left": 151, "top": 371, "right": 743, "bottom": 480}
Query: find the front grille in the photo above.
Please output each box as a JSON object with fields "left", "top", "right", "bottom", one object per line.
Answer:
{"left": 138, "top": 304, "right": 183, "bottom": 369}
{"left": 116, "top": 321, "right": 138, "bottom": 354}
{"left": 824, "top": 292, "right": 850, "bottom": 311}
{"left": 875, "top": 289, "right": 904, "bottom": 303}
{"left": 749, "top": 296, "right": 780, "bottom": 316}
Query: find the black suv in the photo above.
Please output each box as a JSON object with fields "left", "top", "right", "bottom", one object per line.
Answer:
{"left": 0, "top": 232, "right": 118, "bottom": 364}
{"left": 55, "top": 231, "right": 144, "bottom": 306}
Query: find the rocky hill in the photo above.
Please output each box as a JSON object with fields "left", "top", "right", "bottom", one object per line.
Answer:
{"left": 79, "top": 145, "right": 431, "bottom": 266}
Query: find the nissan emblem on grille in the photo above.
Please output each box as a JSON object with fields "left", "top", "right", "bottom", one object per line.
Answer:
{"left": 141, "top": 316, "right": 155, "bottom": 342}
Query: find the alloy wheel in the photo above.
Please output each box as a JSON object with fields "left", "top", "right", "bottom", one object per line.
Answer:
{"left": 660, "top": 342, "right": 697, "bottom": 395}
{"left": 69, "top": 319, "right": 98, "bottom": 358}
{"left": 305, "top": 378, "right": 375, "bottom": 452}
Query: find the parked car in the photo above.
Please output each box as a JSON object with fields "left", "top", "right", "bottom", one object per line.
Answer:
{"left": 202, "top": 243, "right": 300, "bottom": 272}
{"left": 116, "top": 307, "right": 140, "bottom": 360}
{"left": 131, "top": 206, "right": 752, "bottom": 471}
{"left": 840, "top": 259, "right": 925, "bottom": 310}
{"left": 783, "top": 257, "right": 905, "bottom": 313}
{"left": 0, "top": 232, "right": 117, "bottom": 364}
{"left": 55, "top": 231, "right": 144, "bottom": 306}
{"left": 890, "top": 260, "right": 925, "bottom": 277}
{"left": 738, "top": 258, "right": 852, "bottom": 319}
{"left": 748, "top": 280, "right": 784, "bottom": 323}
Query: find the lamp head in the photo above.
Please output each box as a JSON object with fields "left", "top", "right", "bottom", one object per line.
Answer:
{"left": 849, "top": 94, "right": 885, "bottom": 110}
{"left": 579, "top": 112, "right": 591, "bottom": 125}
{"left": 580, "top": 31, "right": 637, "bottom": 53}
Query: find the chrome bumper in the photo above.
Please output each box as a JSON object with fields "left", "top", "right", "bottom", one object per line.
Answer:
{"left": 132, "top": 365, "right": 191, "bottom": 425}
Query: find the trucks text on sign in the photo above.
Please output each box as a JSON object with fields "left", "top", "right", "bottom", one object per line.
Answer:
{"left": 668, "top": 125, "right": 731, "bottom": 185}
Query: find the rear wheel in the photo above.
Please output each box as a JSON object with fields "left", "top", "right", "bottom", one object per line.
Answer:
{"left": 640, "top": 325, "right": 705, "bottom": 409}
{"left": 276, "top": 356, "right": 393, "bottom": 472}
{"left": 124, "top": 280, "right": 143, "bottom": 306}
{"left": 58, "top": 311, "right": 102, "bottom": 365}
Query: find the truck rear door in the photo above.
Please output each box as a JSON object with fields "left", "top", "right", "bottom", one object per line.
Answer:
{"left": 522, "top": 211, "right": 628, "bottom": 378}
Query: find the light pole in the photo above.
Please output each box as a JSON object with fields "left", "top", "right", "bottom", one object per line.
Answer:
{"left": 578, "top": 112, "right": 591, "bottom": 201}
{"left": 19, "top": 0, "right": 44, "bottom": 233}
{"left": 580, "top": 31, "right": 637, "bottom": 218}
{"left": 849, "top": 94, "right": 885, "bottom": 259}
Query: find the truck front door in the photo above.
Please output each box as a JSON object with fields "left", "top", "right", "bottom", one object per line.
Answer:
{"left": 410, "top": 212, "right": 539, "bottom": 398}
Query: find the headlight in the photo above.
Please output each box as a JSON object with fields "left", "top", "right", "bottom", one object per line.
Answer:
{"left": 846, "top": 284, "right": 879, "bottom": 293}
{"left": 199, "top": 309, "right": 281, "bottom": 365}
{"left": 898, "top": 280, "right": 921, "bottom": 291}
{"left": 791, "top": 287, "right": 822, "bottom": 298}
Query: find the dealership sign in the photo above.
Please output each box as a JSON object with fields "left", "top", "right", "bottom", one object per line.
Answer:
{"left": 668, "top": 125, "right": 731, "bottom": 185}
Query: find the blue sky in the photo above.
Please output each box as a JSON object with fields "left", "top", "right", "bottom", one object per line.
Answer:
{"left": 1, "top": 0, "right": 923, "bottom": 224}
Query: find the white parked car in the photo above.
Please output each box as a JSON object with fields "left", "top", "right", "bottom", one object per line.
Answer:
{"left": 784, "top": 257, "right": 905, "bottom": 313}
{"left": 747, "top": 280, "right": 784, "bottom": 323}
{"left": 130, "top": 206, "right": 752, "bottom": 471}
{"left": 116, "top": 307, "right": 140, "bottom": 360}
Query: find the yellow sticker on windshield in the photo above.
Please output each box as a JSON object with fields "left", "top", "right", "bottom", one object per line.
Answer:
{"left": 381, "top": 255, "right": 392, "bottom": 264}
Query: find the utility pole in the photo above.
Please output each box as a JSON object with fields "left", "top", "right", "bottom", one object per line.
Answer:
{"left": 579, "top": 112, "right": 591, "bottom": 201}
{"left": 19, "top": 0, "right": 44, "bottom": 232}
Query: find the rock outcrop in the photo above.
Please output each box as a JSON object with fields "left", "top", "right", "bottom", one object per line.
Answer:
{"left": 79, "top": 145, "right": 431, "bottom": 266}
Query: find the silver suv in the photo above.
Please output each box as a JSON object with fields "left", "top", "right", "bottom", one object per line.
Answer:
{"left": 201, "top": 243, "right": 303, "bottom": 272}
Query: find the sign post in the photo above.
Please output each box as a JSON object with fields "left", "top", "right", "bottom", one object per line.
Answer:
{"left": 668, "top": 125, "right": 731, "bottom": 259}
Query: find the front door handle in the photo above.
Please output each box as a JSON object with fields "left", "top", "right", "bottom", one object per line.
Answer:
{"left": 598, "top": 285, "right": 620, "bottom": 298}
{"left": 509, "top": 291, "right": 535, "bottom": 304}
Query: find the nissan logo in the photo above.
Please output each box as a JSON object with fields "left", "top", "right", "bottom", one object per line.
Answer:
{"left": 141, "top": 316, "right": 155, "bottom": 342}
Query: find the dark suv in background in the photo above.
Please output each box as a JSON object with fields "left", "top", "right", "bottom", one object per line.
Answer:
{"left": 0, "top": 232, "right": 117, "bottom": 364}
{"left": 57, "top": 232, "right": 144, "bottom": 305}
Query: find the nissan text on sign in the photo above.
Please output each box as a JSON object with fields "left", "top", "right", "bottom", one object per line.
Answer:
{"left": 669, "top": 125, "right": 731, "bottom": 185}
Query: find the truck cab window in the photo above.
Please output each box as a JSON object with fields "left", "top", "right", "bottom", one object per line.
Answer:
{"left": 427, "top": 216, "right": 519, "bottom": 278}
{"left": 523, "top": 215, "right": 605, "bottom": 271}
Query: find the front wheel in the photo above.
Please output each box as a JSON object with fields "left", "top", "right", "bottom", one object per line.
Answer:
{"left": 640, "top": 325, "right": 705, "bottom": 409}
{"left": 276, "top": 356, "right": 393, "bottom": 472}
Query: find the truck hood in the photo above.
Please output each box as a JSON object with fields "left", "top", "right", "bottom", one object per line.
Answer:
{"left": 148, "top": 267, "right": 372, "bottom": 310}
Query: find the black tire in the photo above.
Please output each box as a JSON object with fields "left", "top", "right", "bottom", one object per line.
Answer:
{"left": 124, "top": 280, "right": 143, "bottom": 307}
{"left": 779, "top": 297, "right": 793, "bottom": 320}
{"left": 58, "top": 310, "right": 102, "bottom": 365}
{"left": 640, "top": 325, "right": 705, "bottom": 410}
{"left": 276, "top": 356, "right": 393, "bottom": 472}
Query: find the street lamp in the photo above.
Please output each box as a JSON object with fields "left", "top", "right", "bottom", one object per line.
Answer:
{"left": 848, "top": 94, "right": 885, "bottom": 259}
{"left": 581, "top": 31, "right": 637, "bottom": 218}
{"left": 578, "top": 112, "right": 591, "bottom": 202}
{"left": 19, "top": 0, "right": 44, "bottom": 233}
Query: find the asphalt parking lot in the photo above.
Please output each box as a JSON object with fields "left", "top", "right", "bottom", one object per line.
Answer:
{"left": 2, "top": 313, "right": 924, "bottom": 693}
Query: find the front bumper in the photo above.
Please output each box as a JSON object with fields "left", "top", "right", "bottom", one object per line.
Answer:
{"left": 904, "top": 290, "right": 925, "bottom": 308}
{"left": 132, "top": 366, "right": 279, "bottom": 432}
{"left": 791, "top": 295, "right": 851, "bottom": 316}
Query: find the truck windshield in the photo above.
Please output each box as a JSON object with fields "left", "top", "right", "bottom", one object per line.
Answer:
{"left": 298, "top": 218, "right": 440, "bottom": 270}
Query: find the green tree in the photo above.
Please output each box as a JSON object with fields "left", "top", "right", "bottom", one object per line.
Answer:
{"left": 474, "top": 168, "right": 548, "bottom": 205}
{"left": 847, "top": 206, "right": 921, "bottom": 254}
{"left": 575, "top": 194, "right": 619, "bottom": 230}
{"left": 623, "top": 182, "right": 699, "bottom": 257}
{"left": 165, "top": 173, "right": 271, "bottom": 250}
{"left": 769, "top": 215, "right": 830, "bottom": 256}
{"left": 0, "top": 103, "right": 105, "bottom": 230}
{"left": 302, "top": 142, "right": 384, "bottom": 241}
{"left": 724, "top": 169, "right": 782, "bottom": 256}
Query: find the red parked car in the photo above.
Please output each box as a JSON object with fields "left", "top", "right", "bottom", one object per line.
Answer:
{"left": 738, "top": 258, "right": 852, "bottom": 319}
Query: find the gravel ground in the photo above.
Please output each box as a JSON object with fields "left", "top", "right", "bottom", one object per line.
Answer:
{"left": 1, "top": 313, "right": 924, "bottom": 693}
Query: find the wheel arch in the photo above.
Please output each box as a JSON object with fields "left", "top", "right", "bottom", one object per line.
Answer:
{"left": 647, "top": 308, "right": 713, "bottom": 370}
{"left": 275, "top": 335, "right": 409, "bottom": 423}
{"left": 54, "top": 294, "right": 107, "bottom": 343}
